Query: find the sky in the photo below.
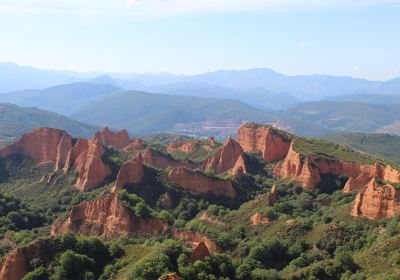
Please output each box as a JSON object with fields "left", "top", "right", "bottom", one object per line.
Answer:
{"left": 0, "top": 0, "right": 399, "bottom": 80}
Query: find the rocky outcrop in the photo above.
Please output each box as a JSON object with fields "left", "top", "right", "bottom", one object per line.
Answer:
{"left": 237, "top": 123, "right": 291, "bottom": 162}
{"left": 167, "top": 140, "right": 201, "bottom": 154}
{"left": 159, "top": 273, "right": 181, "bottom": 280}
{"left": 124, "top": 138, "right": 145, "bottom": 151}
{"left": 0, "top": 238, "right": 57, "bottom": 280}
{"left": 275, "top": 143, "right": 400, "bottom": 190}
{"left": 0, "top": 128, "right": 112, "bottom": 192}
{"left": 94, "top": 127, "right": 130, "bottom": 149}
{"left": 64, "top": 139, "right": 112, "bottom": 191}
{"left": 203, "top": 136, "right": 246, "bottom": 176}
{"left": 51, "top": 192, "right": 168, "bottom": 238}
{"left": 250, "top": 212, "right": 269, "bottom": 225}
{"left": 0, "top": 128, "right": 73, "bottom": 170}
{"left": 168, "top": 167, "right": 236, "bottom": 199}
{"left": 141, "top": 148, "right": 193, "bottom": 170}
{"left": 189, "top": 241, "right": 211, "bottom": 261}
{"left": 172, "top": 230, "right": 219, "bottom": 253}
{"left": 115, "top": 152, "right": 144, "bottom": 190}
{"left": 352, "top": 178, "right": 400, "bottom": 219}
{"left": 274, "top": 145, "right": 321, "bottom": 189}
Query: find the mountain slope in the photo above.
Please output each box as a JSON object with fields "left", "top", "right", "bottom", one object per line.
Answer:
{"left": 325, "top": 93, "right": 400, "bottom": 104}
{"left": 325, "top": 132, "right": 400, "bottom": 164}
{"left": 0, "top": 82, "right": 121, "bottom": 115}
{"left": 0, "top": 102, "right": 99, "bottom": 146}
{"left": 70, "top": 91, "right": 275, "bottom": 136}
{"left": 279, "top": 101, "right": 400, "bottom": 134}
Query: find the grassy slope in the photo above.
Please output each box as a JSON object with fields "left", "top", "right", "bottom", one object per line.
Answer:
{"left": 0, "top": 102, "right": 99, "bottom": 146}
{"left": 325, "top": 132, "right": 400, "bottom": 164}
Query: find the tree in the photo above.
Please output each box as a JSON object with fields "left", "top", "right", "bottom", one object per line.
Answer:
{"left": 52, "top": 250, "right": 95, "bottom": 280}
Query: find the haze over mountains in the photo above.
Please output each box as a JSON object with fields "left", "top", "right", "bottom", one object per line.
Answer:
{"left": 1, "top": 62, "right": 400, "bottom": 143}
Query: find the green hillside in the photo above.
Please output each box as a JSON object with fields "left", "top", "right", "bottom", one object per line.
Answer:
{"left": 0, "top": 102, "right": 99, "bottom": 146}
{"left": 70, "top": 91, "right": 275, "bottom": 136}
{"left": 0, "top": 82, "right": 121, "bottom": 115}
{"left": 280, "top": 101, "right": 400, "bottom": 134}
{"left": 325, "top": 132, "right": 400, "bottom": 164}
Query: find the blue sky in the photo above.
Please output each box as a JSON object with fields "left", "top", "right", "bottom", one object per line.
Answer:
{"left": 0, "top": 0, "right": 399, "bottom": 80}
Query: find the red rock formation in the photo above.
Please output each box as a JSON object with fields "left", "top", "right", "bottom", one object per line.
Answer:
{"left": 141, "top": 147, "right": 193, "bottom": 170}
{"left": 0, "top": 128, "right": 72, "bottom": 170}
{"left": 158, "top": 273, "right": 181, "bottom": 280}
{"left": 124, "top": 138, "right": 145, "bottom": 151}
{"left": 275, "top": 143, "right": 400, "bottom": 190}
{"left": 167, "top": 140, "right": 201, "bottom": 154}
{"left": 352, "top": 178, "right": 400, "bottom": 219}
{"left": 172, "top": 230, "right": 219, "bottom": 253}
{"left": 274, "top": 145, "right": 321, "bottom": 189}
{"left": 51, "top": 192, "right": 168, "bottom": 238}
{"left": 189, "top": 241, "right": 211, "bottom": 261}
{"left": 250, "top": 212, "right": 269, "bottom": 225}
{"left": 203, "top": 136, "right": 247, "bottom": 176}
{"left": 168, "top": 167, "right": 236, "bottom": 199}
{"left": 237, "top": 123, "right": 291, "bottom": 162}
{"left": 0, "top": 239, "right": 57, "bottom": 280}
{"left": 115, "top": 152, "right": 144, "bottom": 190}
{"left": 94, "top": 127, "right": 130, "bottom": 149}
{"left": 0, "top": 128, "right": 112, "bottom": 192}
{"left": 64, "top": 139, "right": 112, "bottom": 192}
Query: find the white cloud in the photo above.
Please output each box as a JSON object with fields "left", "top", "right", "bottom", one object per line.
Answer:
{"left": 298, "top": 42, "right": 306, "bottom": 48}
{"left": 352, "top": 65, "right": 360, "bottom": 71}
{"left": 1, "top": 0, "right": 400, "bottom": 17}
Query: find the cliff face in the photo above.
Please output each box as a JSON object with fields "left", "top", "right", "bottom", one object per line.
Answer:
{"left": 0, "top": 128, "right": 73, "bottom": 169}
{"left": 275, "top": 144, "right": 400, "bottom": 190}
{"left": 203, "top": 136, "right": 246, "bottom": 176}
{"left": 0, "top": 239, "right": 57, "bottom": 280}
{"left": 189, "top": 241, "right": 211, "bottom": 261}
{"left": 168, "top": 167, "right": 236, "bottom": 199}
{"left": 172, "top": 230, "right": 219, "bottom": 254}
{"left": 115, "top": 152, "right": 144, "bottom": 190}
{"left": 94, "top": 127, "right": 130, "bottom": 149}
{"left": 0, "top": 128, "right": 112, "bottom": 192}
{"left": 352, "top": 178, "right": 400, "bottom": 219}
{"left": 167, "top": 140, "right": 201, "bottom": 154}
{"left": 237, "top": 123, "right": 291, "bottom": 162}
{"left": 64, "top": 139, "right": 112, "bottom": 192}
{"left": 51, "top": 192, "right": 168, "bottom": 238}
{"left": 124, "top": 138, "right": 145, "bottom": 151}
{"left": 141, "top": 147, "right": 194, "bottom": 170}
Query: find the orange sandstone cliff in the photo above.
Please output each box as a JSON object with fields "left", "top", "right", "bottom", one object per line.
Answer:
{"left": 115, "top": 152, "right": 144, "bottom": 190}
{"left": 0, "top": 128, "right": 112, "bottom": 191}
{"left": 51, "top": 192, "right": 168, "bottom": 238}
{"left": 124, "top": 138, "right": 145, "bottom": 151}
{"left": 63, "top": 138, "right": 112, "bottom": 191}
{"left": 203, "top": 136, "right": 246, "bottom": 176}
{"left": 141, "top": 147, "right": 194, "bottom": 170}
{"left": 0, "top": 128, "right": 72, "bottom": 169}
{"left": 94, "top": 127, "right": 130, "bottom": 149}
{"left": 168, "top": 167, "right": 236, "bottom": 199}
{"left": 275, "top": 143, "right": 400, "bottom": 190}
{"left": 237, "top": 123, "right": 291, "bottom": 162}
{"left": 0, "top": 238, "right": 58, "bottom": 280}
{"left": 352, "top": 178, "right": 400, "bottom": 219}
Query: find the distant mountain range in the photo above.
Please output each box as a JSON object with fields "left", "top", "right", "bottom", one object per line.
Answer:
{"left": 69, "top": 90, "right": 275, "bottom": 137}
{"left": 0, "top": 83, "right": 121, "bottom": 115}
{"left": 0, "top": 102, "right": 98, "bottom": 146}
{"left": 1, "top": 62, "right": 400, "bottom": 109}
